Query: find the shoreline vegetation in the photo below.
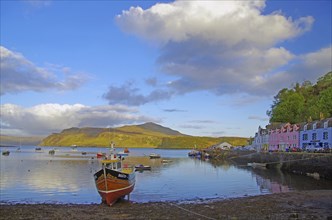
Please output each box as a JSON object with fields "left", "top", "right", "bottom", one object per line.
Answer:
{"left": 1, "top": 190, "right": 331, "bottom": 219}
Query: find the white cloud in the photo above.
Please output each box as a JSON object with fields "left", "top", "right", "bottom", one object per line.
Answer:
{"left": 24, "top": 0, "right": 52, "bottom": 8}
{"left": 116, "top": 0, "right": 327, "bottom": 98}
{"left": 0, "top": 46, "right": 88, "bottom": 95}
{"left": 0, "top": 103, "right": 154, "bottom": 136}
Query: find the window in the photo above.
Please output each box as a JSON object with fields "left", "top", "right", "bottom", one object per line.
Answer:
{"left": 303, "top": 134, "right": 308, "bottom": 141}
{"left": 304, "top": 125, "right": 307, "bottom": 131}
{"left": 312, "top": 133, "right": 317, "bottom": 140}
{"left": 324, "top": 121, "right": 328, "bottom": 128}
{"left": 313, "top": 123, "right": 317, "bottom": 130}
{"left": 323, "top": 132, "right": 328, "bottom": 140}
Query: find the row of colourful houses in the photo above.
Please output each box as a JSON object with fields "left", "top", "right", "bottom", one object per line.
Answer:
{"left": 253, "top": 117, "right": 332, "bottom": 152}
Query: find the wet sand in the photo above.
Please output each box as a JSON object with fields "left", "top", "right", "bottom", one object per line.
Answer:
{"left": 1, "top": 190, "right": 331, "bottom": 220}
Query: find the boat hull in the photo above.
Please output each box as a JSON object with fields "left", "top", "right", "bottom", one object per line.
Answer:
{"left": 94, "top": 167, "right": 135, "bottom": 206}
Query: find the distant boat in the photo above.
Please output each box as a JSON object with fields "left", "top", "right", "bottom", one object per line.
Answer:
{"left": 124, "top": 148, "right": 130, "bottom": 153}
{"left": 35, "top": 147, "right": 42, "bottom": 151}
{"left": 188, "top": 150, "right": 200, "bottom": 157}
{"left": 161, "top": 159, "right": 172, "bottom": 164}
{"left": 96, "top": 152, "right": 106, "bottom": 158}
{"left": 81, "top": 151, "right": 87, "bottom": 155}
{"left": 135, "top": 164, "right": 151, "bottom": 171}
{"left": 49, "top": 149, "right": 55, "bottom": 155}
{"left": 94, "top": 155, "right": 135, "bottom": 206}
{"left": 117, "top": 151, "right": 129, "bottom": 157}
{"left": 149, "top": 153, "right": 161, "bottom": 159}
{"left": 2, "top": 150, "right": 10, "bottom": 156}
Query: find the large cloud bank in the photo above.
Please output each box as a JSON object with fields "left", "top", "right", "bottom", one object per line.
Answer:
{"left": 0, "top": 104, "right": 154, "bottom": 136}
{"left": 112, "top": 0, "right": 331, "bottom": 103}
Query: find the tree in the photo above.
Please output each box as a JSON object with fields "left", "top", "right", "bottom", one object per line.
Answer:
{"left": 267, "top": 71, "right": 332, "bottom": 123}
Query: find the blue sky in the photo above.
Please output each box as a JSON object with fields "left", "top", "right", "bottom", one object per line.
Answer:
{"left": 1, "top": 0, "right": 331, "bottom": 138}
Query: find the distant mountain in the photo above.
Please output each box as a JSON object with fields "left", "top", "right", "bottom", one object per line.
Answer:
{"left": 37, "top": 122, "right": 248, "bottom": 148}
{"left": 138, "top": 122, "right": 184, "bottom": 136}
{"left": 0, "top": 135, "right": 45, "bottom": 146}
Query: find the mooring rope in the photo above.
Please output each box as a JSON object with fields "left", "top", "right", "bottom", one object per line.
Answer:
{"left": 169, "top": 203, "right": 217, "bottom": 220}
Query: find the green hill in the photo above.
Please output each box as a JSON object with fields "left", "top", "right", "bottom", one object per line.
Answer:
{"left": 39, "top": 122, "right": 248, "bottom": 148}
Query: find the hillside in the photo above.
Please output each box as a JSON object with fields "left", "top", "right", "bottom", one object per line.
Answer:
{"left": 39, "top": 122, "right": 248, "bottom": 148}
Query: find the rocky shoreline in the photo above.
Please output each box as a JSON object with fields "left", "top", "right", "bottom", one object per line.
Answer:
{"left": 207, "top": 150, "right": 332, "bottom": 180}
{"left": 1, "top": 190, "right": 331, "bottom": 220}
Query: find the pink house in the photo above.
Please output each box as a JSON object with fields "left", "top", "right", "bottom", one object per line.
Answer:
{"left": 269, "top": 123, "right": 300, "bottom": 152}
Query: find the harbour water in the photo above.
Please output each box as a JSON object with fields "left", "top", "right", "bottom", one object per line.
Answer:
{"left": 1, "top": 146, "right": 331, "bottom": 204}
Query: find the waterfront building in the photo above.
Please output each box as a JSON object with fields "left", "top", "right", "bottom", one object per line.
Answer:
{"left": 300, "top": 118, "right": 332, "bottom": 151}
{"left": 268, "top": 123, "right": 300, "bottom": 152}
{"left": 253, "top": 126, "right": 269, "bottom": 152}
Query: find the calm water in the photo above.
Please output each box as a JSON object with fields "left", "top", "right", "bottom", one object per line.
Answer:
{"left": 1, "top": 146, "right": 331, "bottom": 204}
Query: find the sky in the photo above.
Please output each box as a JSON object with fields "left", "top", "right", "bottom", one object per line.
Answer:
{"left": 0, "top": 0, "right": 331, "bottom": 138}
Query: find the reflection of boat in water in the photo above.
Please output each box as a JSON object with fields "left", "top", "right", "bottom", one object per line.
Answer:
{"left": 94, "top": 155, "right": 135, "bottom": 206}
{"left": 2, "top": 150, "right": 10, "bottom": 156}
{"left": 149, "top": 153, "right": 161, "bottom": 159}
{"left": 161, "top": 159, "right": 172, "bottom": 164}
{"left": 135, "top": 164, "right": 151, "bottom": 171}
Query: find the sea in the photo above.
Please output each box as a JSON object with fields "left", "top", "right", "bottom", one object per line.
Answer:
{"left": 1, "top": 146, "right": 331, "bottom": 204}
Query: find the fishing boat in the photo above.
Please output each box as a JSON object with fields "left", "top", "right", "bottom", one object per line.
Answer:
{"left": 149, "top": 153, "right": 161, "bottom": 159}
{"left": 94, "top": 154, "right": 136, "bottom": 206}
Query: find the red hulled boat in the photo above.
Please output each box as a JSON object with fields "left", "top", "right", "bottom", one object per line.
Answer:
{"left": 94, "top": 156, "right": 135, "bottom": 206}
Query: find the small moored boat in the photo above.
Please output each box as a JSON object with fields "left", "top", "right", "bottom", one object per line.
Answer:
{"left": 94, "top": 155, "right": 135, "bottom": 206}
{"left": 2, "top": 150, "right": 10, "bottom": 156}
{"left": 149, "top": 153, "right": 161, "bottom": 159}
{"left": 135, "top": 164, "right": 151, "bottom": 171}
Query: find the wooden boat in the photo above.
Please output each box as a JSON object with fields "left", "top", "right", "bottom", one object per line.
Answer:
{"left": 124, "top": 148, "right": 130, "bottom": 153}
{"left": 135, "top": 164, "right": 151, "bottom": 171}
{"left": 149, "top": 153, "right": 161, "bottom": 159}
{"left": 94, "top": 155, "right": 135, "bottom": 206}
{"left": 2, "top": 150, "right": 10, "bottom": 156}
